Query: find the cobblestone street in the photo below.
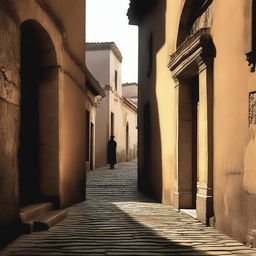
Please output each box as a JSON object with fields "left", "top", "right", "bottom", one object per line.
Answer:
{"left": 1, "top": 160, "right": 256, "bottom": 256}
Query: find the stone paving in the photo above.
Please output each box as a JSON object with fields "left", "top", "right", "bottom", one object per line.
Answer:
{"left": 1, "top": 160, "right": 256, "bottom": 256}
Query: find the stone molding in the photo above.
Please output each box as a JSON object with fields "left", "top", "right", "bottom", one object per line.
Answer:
{"left": 86, "top": 42, "right": 123, "bottom": 63}
{"left": 122, "top": 97, "right": 137, "bottom": 113}
{"left": 168, "top": 28, "right": 215, "bottom": 80}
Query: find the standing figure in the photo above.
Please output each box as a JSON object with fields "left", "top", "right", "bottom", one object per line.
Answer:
{"left": 107, "top": 135, "right": 117, "bottom": 169}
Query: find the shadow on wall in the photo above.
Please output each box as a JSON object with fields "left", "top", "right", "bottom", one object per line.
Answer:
{"left": 138, "top": 0, "right": 166, "bottom": 202}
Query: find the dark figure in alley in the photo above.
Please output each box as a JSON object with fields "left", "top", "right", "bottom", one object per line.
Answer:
{"left": 107, "top": 135, "right": 117, "bottom": 169}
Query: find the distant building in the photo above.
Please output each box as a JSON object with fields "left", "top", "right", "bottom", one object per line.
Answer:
{"left": 85, "top": 67, "right": 105, "bottom": 171}
{"left": 86, "top": 42, "right": 137, "bottom": 168}
{"left": 122, "top": 83, "right": 138, "bottom": 105}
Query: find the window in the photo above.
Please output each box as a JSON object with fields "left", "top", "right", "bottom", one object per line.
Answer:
{"left": 111, "top": 112, "right": 114, "bottom": 136}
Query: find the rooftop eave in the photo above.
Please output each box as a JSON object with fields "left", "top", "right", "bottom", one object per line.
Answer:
{"left": 85, "top": 67, "right": 105, "bottom": 97}
{"left": 86, "top": 42, "right": 123, "bottom": 62}
{"left": 122, "top": 97, "right": 137, "bottom": 112}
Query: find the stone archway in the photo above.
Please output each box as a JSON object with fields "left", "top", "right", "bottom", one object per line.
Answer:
{"left": 19, "top": 20, "right": 60, "bottom": 207}
{"left": 176, "top": 0, "right": 213, "bottom": 48}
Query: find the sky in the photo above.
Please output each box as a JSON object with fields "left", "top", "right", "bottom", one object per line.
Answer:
{"left": 86, "top": 0, "right": 138, "bottom": 83}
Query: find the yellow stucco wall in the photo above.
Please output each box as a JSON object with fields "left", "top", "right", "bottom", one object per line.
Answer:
{"left": 137, "top": 0, "right": 256, "bottom": 244}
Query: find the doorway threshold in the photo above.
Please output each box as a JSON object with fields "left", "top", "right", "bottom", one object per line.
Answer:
{"left": 180, "top": 209, "right": 197, "bottom": 219}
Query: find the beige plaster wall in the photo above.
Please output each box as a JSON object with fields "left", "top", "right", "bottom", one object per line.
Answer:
{"left": 95, "top": 92, "right": 109, "bottom": 168}
{"left": 86, "top": 50, "right": 110, "bottom": 85}
{"left": 59, "top": 74, "right": 85, "bottom": 208}
{"left": 108, "top": 52, "right": 137, "bottom": 163}
{"left": 122, "top": 84, "right": 138, "bottom": 98}
{"left": 108, "top": 92, "right": 138, "bottom": 163}
{"left": 85, "top": 90, "right": 97, "bottom": 171}
{"left": 211, "top": 0, "right": 256, "bottom": 243}
{"left": 121, "top": 101, "right": 138, "bottom": 160}
{"left": 110, "top": 50, "right": 122, "bottom": 95}
{"left": 86, "top": 49, "right": 111, "bottom": 168}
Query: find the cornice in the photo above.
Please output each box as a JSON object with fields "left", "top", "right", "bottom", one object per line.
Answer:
{"left": 122, "top": 82, "right": 138, "bottom": 87}
{"left": 86, "top": 42, "right": 123, "bottom": 63}
{"left": 168, "top": 28, "right": 215, "bottom": 79}
{"left": 122, "top": 97, "right": 137, "bottom": 113}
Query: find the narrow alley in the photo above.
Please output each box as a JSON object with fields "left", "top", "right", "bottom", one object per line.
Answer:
{"left": 1, "top": 161, "right": 256, "bottom": 256}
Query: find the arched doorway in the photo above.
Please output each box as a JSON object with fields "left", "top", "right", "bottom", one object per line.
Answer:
{"left": 176, "top": 0, "right": 213, "bottom": 48}
{"left": 19, "top": 20, "right": 59, "bottom": 207}
{"left": 169, "top": 0, "right": 215, "bottom": 224}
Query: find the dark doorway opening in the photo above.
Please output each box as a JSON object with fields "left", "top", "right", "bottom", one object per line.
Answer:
{"left": 126, "top": 123, "right": 129, "bottom": 161}
{"left": 178, "top": 75, "right": 199, "bottom": 215}
{"left": 19, "top": 20, "right": 59, "bottom": 206}
{"left": 191, "top": 76, "right": 199, "bottom": 208}
{"left": 90, "top": 122, "right": 94, "bottom": 170}
{"left": 86, "top": 110, "right": 90, "bottom": 163}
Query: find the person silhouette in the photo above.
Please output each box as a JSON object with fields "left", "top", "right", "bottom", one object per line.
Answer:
{"left": 107, "top": 135, "right": 117, "bottom": 169}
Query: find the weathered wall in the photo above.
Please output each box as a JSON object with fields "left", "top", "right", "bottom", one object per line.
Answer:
{"left": 211, "top": 0, "right": 256, "bottom": 244}
{"left": 0, "top": 2, "right": 20, "bottom": 243}
{"left": 44, "top": 0, "right": 85, "bottom": 66}
{"left": 0, "top": 0, "right": 85, "bottom": 245}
